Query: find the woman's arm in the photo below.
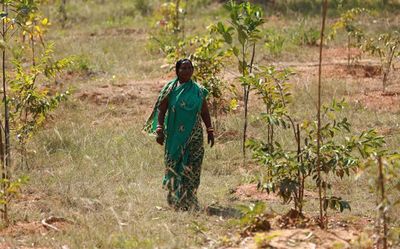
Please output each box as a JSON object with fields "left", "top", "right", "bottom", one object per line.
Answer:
{"left": 156, "top": 97, "right": 168, "bottom": 145}
{"left": 201, "top": 100, "right": 214, "bottom": 147}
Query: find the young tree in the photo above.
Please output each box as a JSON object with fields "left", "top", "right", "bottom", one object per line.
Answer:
{"left": 213, "top": 0, "right": 264, "bottom": 159}
{"left": 330, "top": 8, "right": 368, "bottom": 67}
{"left": 363, "top": 31, "right": 400, "bottom": 93}
{"left": 0, "top": 0, "right": 70, "bottom": 225}
{"left": 317, "top": 0, "right": 329, "bottom": 228}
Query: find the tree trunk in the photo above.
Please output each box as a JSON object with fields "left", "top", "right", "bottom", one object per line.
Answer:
{"left": 378, "top": 157, "right": 388, "bottom": 249}
{"left": 382, "top": 72, "right": 388, "bottom": 93}
{"left": 59, "top": 0, "right": 67, "bottom": 28}
{"left": 347, "top": 35, "right": 351, "bottom": 67}
{"left": 317, "top": 0, "right": 328, "bottom": 229}
{"left": 1, "top": 1, "right": 10, "bottom": 226}
{"left": 174, "top": 0, "right": 181, "bottom": 33}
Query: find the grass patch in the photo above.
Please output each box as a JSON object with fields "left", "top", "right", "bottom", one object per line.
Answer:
{"left": 3, "top": 0, "right": 399, "bottom": 247}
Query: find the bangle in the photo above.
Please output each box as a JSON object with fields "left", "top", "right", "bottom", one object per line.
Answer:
{"left": 156, "top": 124, "right": 163, "bottom": 129}
{"left": 206, "top": 127, "right": 214, "bottom": 133}
{"left": 156, "top": 126, "right": 163, "bottom": 134}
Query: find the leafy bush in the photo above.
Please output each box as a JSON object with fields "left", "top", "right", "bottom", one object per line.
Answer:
{"left": 329, "top": 8, "right": 368, "bottom": 66}
{"left": 246, "top": 65, "right": 386, "bottom": 216}
{"left": 362, "top": 31, "right": 400, "bottom": 93}
{"left": 213, "top": 0, "right": 264, "bottom": 156}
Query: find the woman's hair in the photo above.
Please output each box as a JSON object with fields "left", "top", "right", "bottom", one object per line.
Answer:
{"left": 175, "top": 59, "right": 194, "bottom": 75}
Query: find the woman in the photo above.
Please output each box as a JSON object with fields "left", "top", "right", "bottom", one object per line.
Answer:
{"left": 144, "top": 59, "right": 214, "bottom": 211}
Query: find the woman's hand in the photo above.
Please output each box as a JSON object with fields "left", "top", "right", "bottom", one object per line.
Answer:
{"left": 156, "top": 128, "right": 165, "bottom": 145}
{"left": 207, "top": 131, "right": 214, "bottom": 147}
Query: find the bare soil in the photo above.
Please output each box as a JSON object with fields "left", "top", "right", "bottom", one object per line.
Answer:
{"left": 234, "top": 184, "right": 318, "bottom": 202}
{"left": 225, "top": 184, "right": 375, "bottom": 249}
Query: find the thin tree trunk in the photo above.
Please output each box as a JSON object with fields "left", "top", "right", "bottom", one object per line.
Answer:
{"left": 270, "top": 125, "right": 274, "bottom": 148}
{"left": 0, "top": 120, "right": 5, "bottom": 222}
{"left": 59, "top": 0, "right": 67, "bottom": 28}
{"left": 1, "top": 1, "right": 10, "bottom": 225}
{"left": 241, "top": 42, "right": 247, "bottom": 160}
{"left": 243, "top": 91, "right": 248, "bottom": 158}
{"left": 174, "top": 0, "right": 181, "bottom": 33}
{"left": 296, "top": 124, "right": 303, "bottom": 214}
{"left": 242, "top": 43, "right": 256, "bottom": 162}
{"left": 347, "top": 36, "right": 351, "bottom": 67}
{"left": 31, "top": 33, "right": 36, "bottom": 67}
{"left": 182, "top": 0, "right": 188, "bottom": 38}
{"left": 378, "top": 157, "right": 388, "bottom": 249}
{"left": 317, "top": 0, "right": 329, "bottom": 229}
{"left": 382, "top": 48, "right": 396, "bottom": 94}
{"left": 382, "top": 72, "right": 388, "bottom": 93}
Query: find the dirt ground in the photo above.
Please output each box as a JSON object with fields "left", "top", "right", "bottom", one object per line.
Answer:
{"left": 76, "top": 47, "right": 400, "bottom": 116}
{"left": 219, "top": 184, "right": 377, "bottom": 249}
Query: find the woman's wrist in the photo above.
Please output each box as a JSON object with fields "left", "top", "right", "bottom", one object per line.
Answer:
{"left": 156, "top": 125, "right": 164, "bottom": 134}
{"left": 206, "top": 126, "right": 214, "bottom": 133}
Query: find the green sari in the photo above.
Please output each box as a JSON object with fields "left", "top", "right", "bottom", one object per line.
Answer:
{"left": 144, "top": 78, "right": 208, "bottom": 210}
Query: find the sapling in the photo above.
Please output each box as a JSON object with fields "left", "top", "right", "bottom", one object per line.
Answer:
{"left": 361, "top": 153, "right": 400, "bottom": 249}
{"left": 0, "top": 0, "right": 70, "bottom": 224}
{"left": 248, "top": 95, "right": 385, "bottom": 219}
{"left": 1, "top": 0, "right": 11, "bottom": 224}
{"left": 363, "top": 31, "right": 400, "bottom": 93}
{"left": 378, "top": 157, "right": 388, "bottom": 249}
{"left": 330, "top": 8, "right": 368, "bottom": 67}
{"left": 317, "top": 0, "right": 328, "bottom": 228}
{"left": 213, "top": 0, "right": 264, "bottom": 159}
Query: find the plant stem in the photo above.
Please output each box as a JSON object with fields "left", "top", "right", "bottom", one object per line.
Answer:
{"left": 347, "top": 35, "right": 351, "bottom": 67}
{"left": 296, "top": 124, "right": 303, "bottom": 214}
{"left": 382, "top": 44, "right": 397, "bottom": 93}
{"left": 243, "top": 42, "right": 256, "bottom": 162}
{"left": 378, "top": 156, "right": 388, "bottom": 249}
{"left": 317, "top": 0, "right": 329, "bottom": 229}
{"left": 31, "top": 33, "right": 36, "bottom": 67}
{"left": 174, "top": 0, "right": 181, "bottom": 33}
{"left": 241, "top": 41, "right": 247, "bottom": 161}
{"left": 1, "top": 1, "right": 10, "bottom": 225}
{"left": 382, "top": 72, "right": 387, "bottom": 93}
{"left": 59, "top": 0, "right": 67, "bottom": 28}
{"left": 0, "top": 118, "right": 4, "bottom": 222}
{"left": 182, "top": 0, "right": 188, "bottom": 38}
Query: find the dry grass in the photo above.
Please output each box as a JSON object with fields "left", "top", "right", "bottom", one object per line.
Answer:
{"left": 1, "top": 0, "right": 399, "bottom": 248}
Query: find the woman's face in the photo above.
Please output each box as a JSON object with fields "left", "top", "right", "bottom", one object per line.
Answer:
{"left": 177, "top": 62, "right": 193, "bottom": 82}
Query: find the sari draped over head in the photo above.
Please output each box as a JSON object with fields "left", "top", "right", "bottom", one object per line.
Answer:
{"left": 144, "top": 78, "right": 208, "bottom": 207}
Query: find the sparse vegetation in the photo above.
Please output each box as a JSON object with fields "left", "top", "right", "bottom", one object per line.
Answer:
{"left": 363, "top": 31, "right": 400, "bottom": 93}
{"left": 0, "top": 0, "right": 398, "bottom": 248}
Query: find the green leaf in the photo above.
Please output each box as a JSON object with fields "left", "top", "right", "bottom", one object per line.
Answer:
{"left": 238, "top": 29, "right": 248, "bottom": 45}
{"left": 229, "top": 98, "right": 238, "bottom": 111}
{"left": 0, "top": 12, "right": 7, "bottom": 19}
{"left": 339, "top": 200, "right": 351, "bottom": 212}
